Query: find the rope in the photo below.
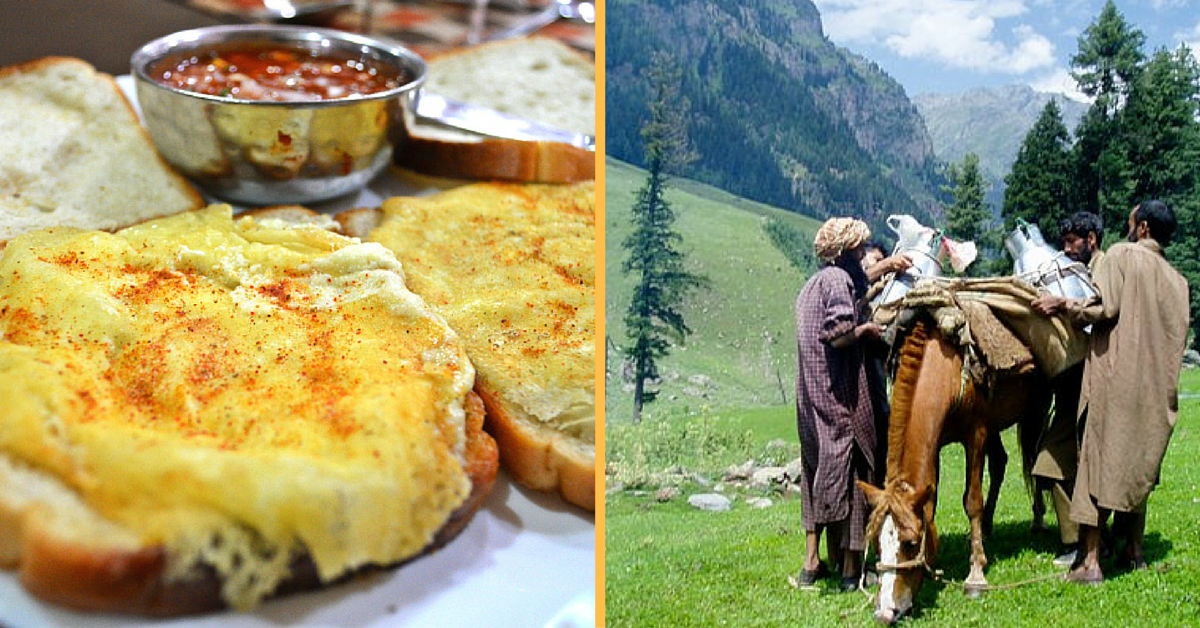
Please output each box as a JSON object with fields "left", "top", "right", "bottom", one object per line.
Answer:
{"left": 927, "top": 570, "right": 1064, "bottom": 591}
{"left": 866, "top": 507, "right": 1063, "bottom": 594}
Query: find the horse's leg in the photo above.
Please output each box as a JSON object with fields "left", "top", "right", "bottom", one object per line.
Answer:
{"left": 1018, "top": 410, "right": 1049, "bottom": 534}
{"left": 982, "top": 434, "right": 1006, "bottom": 538}
{"left": 1030, "top": 484, "right": 1048, "bottom": 534}
{"left": 962, "top": 424, "right": 990, "bottom": 597}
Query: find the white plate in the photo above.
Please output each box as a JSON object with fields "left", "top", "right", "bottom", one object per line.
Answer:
{"left": 0, "top": 76, "right": 596, "bottom": 628}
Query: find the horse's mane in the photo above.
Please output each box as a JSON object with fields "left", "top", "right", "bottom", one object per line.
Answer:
{"left": 863, "top": 318, "right": 934, "bottom": 547}
{"left": 885, "top": 317, "right": 931, "bottom": 476}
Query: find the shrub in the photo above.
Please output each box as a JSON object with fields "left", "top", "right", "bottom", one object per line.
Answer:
{"left": 607, "top": 413, "right": 756, "bottom": 488}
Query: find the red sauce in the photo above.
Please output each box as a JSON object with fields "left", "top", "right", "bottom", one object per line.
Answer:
{"left": 151, "top": 44, "right": 408, "bottom": 101}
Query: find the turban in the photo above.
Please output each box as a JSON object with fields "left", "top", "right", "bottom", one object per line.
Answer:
{"left": 813, "top": 217, "right": 870, "bottom": 262}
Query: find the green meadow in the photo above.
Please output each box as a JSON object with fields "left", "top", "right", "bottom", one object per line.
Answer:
{"left": 605, "top": 372, "right": 1200, "bottom": 628}
{"left": 604, "top": 158, "right": 1200, "bottom": 626}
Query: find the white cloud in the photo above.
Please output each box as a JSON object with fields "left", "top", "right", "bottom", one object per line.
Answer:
{"left": 1029, "top": 67, "right": 1091, "bottom": 103}
{"left": 814, "top": 0, "right": 1057, "bottom": 74}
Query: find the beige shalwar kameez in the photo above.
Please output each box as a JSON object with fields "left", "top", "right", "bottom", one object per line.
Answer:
{"left": 1063, "top": 239, "right": 1189, "bottom": 525}
{"left": 1032, "top": 250, "right": 1104, "bottom": 544}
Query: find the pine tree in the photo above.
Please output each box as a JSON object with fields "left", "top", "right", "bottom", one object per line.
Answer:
{"left": 1120, "top": 46, "right": 1200, "bottom": 349}
{"left": 944, "top": 154, "right": 997, "bottom": 276}
{"left": 1070, "top": 0, "right": 1146, "bottom": 223}
{"left": 1071, "top": 0, "right": 1145, "bottom": 117}
{"left": 1116, "top": 47, "right": 1200, "bottom": 206}
{"left": 621, "top": 52, "right": 706, "bottom": 424}
{"left": 1003, "top": 100, "right": 1074, "bottom": 238}
{"left": 945, "top": 154, "right": 988, "bottom": 241}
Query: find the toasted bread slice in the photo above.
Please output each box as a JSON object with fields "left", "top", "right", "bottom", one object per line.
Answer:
{"left": 0, "top": 57, "right": 204, "bottom": 245}
{"left": 0, "top": 392, "right": 495, "bottom": 616}
{"left": 341, "top": 183, "right": 596, "bottom": 510}
{"left": 0, "top": 206, "right": 497, "bottom": 614}
{"left": 399, "top": 38, "right": 595, "bottom": 183}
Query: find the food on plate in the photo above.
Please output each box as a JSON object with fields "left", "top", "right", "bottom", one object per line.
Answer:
{"left": 0, "top": 57, "right": 203, "bottom": 246}
{"left": 340, "top": 182, "right": 596, "bottom": 510}
{"left": 396, "top": 37, "right": 595, "bottom": 183}
{"left": 424, "top": 36, "right": 593, "bottom": 137}
{"left": 0, "top": 206, "right": 498, "bottom": 614}
{"left": 148, "top": 43, "right": 411, "bottom": 101}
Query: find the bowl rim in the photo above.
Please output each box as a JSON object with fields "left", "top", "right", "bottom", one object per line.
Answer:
{"left": 130, "top": 24, "right": 427, "bottom": 107}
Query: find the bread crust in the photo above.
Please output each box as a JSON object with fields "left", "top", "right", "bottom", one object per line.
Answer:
{"left": 475, "top": 386, "right": 595, "bottom": 511}
{"left": 337, "top": 203, "right": 596, "bottom": 511}
{"left": 396, "top": 136, "right": 595, "bottom": 183}
{"left": 3, "top": 392, "right": 498, "bottom": 616}
{"left": 422, "top": 36, "right": 593, "bottom": 65}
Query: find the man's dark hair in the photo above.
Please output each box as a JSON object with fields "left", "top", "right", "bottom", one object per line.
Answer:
{"left": 1059, "top": 211, "right": 1104, "bottom": 242}
{"left": 864, "top": 240, "right": 888, "bottom": 255}
{"left": 1135, "top": 199, "right": 1176, "bottom": 246}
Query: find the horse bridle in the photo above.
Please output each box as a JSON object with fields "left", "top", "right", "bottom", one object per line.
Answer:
{"left": 873, "top": 509, "right": 934, "bottom": 575}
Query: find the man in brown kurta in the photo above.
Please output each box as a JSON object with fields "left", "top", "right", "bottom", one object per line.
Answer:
{"left": 1033, "top": 200, "right": 1189, "bottom": 584}
{"left": 794, "top": 217, "right": 885, "bottom": 592}
{"left": 1032, "top": 210, "right": 1105, "bottom": 566}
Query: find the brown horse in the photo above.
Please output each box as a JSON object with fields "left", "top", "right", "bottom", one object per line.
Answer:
{"left": 858, "top": 315, "right": 1050, "bottom": 624}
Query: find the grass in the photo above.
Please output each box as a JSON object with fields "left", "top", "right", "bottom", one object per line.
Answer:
{"left": 604, "top": 157, "right": 821, "bottom": 423}
{"left": 604, "top": 370, "right": 1200, "bottom": 627}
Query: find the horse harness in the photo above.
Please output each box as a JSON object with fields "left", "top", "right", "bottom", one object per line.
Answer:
{"left": 872, "top": 509, "right": 940, "bottom": 578}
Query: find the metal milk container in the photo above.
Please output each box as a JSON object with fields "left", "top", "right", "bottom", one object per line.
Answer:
{"left": 874, "top": 214, "right": 943, "bottom": 306}
{"left": 1005, "top": 219, "right": 1098, "bottom": 300}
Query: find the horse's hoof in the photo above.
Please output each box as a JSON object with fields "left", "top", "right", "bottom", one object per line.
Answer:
{"left": 964, "top": 584, "right": 985, "bottom": 599}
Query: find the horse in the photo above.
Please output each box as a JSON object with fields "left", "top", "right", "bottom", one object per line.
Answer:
{"left": 858, "top": 315, "right": 1050, "bottom": 624}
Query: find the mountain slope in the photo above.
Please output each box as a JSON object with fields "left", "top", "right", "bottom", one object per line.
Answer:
{"left": 605, "top": 158, "right": 821, "bottom": 421}
{"left": 606, "top": 0, "right": 946, "bottom": 233}
{"left": 914, "top": 85, "right": 1087, "bottom": 183}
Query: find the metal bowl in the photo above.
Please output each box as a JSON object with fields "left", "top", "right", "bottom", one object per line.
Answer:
{"left": 131, "top": 25, "right": 426, "bottom": 205}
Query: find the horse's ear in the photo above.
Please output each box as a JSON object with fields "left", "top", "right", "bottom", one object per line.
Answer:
{"left": 912, "top": 483, "right": 935, "bottom": 509}
{"left": 858, "top": 480, "right": 885, "bottom": 507}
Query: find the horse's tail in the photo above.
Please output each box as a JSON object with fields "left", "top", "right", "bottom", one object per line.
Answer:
{"left": 884, "top": 317, "right": 931, "bottom": 477}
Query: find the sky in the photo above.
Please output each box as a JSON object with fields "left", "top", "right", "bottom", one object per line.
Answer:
{"left": 810, "top": 0, "right": 1200, "bottom": 100}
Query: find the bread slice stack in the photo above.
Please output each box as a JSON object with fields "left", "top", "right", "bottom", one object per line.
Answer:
{"left": 341, "top": 182, "right": 596, "bottom": 510}
{"left": 0, "top": 206, "right": 498, "bottom": 614}
{"left": 399, "top": 37, "right": 595, "bottom": 183}
{"left": 0, "top": 57, "right": 204, "bottom": 246}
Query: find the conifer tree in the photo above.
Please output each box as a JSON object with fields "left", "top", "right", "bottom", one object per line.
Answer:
{"left": 621, "top": 52, "right": 706, "bottom": 424}
{"left": 1003, "top": 100, "right": 1074, "bottom": 237}
{"left": 1119, "top": 46, "right": 1200, "bottom": 349}
{"left": 1070, "top": 0, "right": 1145, "bottom": 223}
{"left": 944, "top": 154, "right": 998, "bottom": 276}
{"left": 1071, "top": 0, "right": 1145, "bottom": 117}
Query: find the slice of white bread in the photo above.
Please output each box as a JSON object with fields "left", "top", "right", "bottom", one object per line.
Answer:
{"left": 424, "top": 36, "right": 594, "bottom": 136}
{"left": 0, "top": 206, "right": 498, "bottom": 614}
{"left": 399, "top": 38, "right": 595, "bottom": 183}
{"left": 339, "top": 182, "right": 596, "bottom": 511}
{"left": 0, "top": 57, "right": 204, "bottom": 245}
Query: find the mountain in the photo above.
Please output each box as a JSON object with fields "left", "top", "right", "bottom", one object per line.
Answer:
{"left": 913, "top": 85, "right": 1088, "bottom": 197}
{"left": 606, "top": 0, "right": 948, "bottom": 234}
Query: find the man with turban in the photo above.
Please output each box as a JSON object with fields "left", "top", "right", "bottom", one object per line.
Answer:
{"left": 793, "top": 217, "right": 887, "bottom": 592}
